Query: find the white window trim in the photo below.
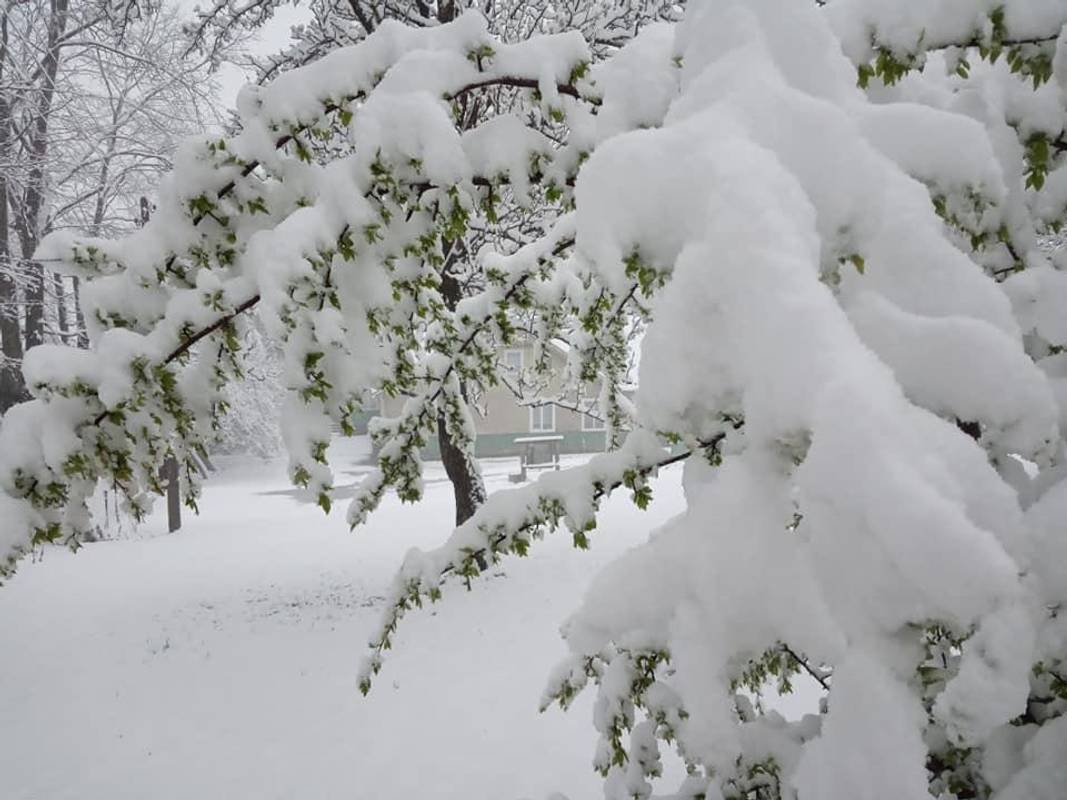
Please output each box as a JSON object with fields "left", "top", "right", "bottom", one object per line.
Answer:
{"left": 529, "top": 403, "right": 556, "bottom": 432}
{"left": 581, "top": 410, "right": 606, "bottom": 431}
{"left": 503, "top": 348, "right": 524, "bottom": 371}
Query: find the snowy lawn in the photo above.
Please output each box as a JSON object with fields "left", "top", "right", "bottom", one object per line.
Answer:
{"left": 1, "top": 438, "right": 688, "bottom": 800}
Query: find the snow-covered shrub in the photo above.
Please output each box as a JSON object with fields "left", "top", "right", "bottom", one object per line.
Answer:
{"left": 3, "top": 1, "right": 1067, "bottom": 797}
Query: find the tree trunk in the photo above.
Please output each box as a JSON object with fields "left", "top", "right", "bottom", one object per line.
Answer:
{"left": 437, "top": 411, "right": 486, "bottom": 526}
{"left": 52, "top": 272, "right": 67, "bottom": 339}
{"left": 71, "top": 276, "right": 88, "bottom": 348}
{"left": 0, "top": 185, "right": 24, "bottom": 410}
{"left": 19, "top": 0, "right": 70, "bottom": 351}
{"left": 0, "top": 243, "right": 22, "bottom": 412}
{"left": 429, "top": 4, "right": 484, "bottom": 525}
{"left": 437, "top": 1, "right": 457, "bottom": 23}
{"left": 0, "top": 8, "right": 26, "bottom": 412}
{"left": 63, "top": 129, "right": 124, "bottom": 353}
{"left": 437, "top": 259, "right": 486, "bottom": 527}
{"left": 20, "top": 250, "right": 44, "bottom": 349}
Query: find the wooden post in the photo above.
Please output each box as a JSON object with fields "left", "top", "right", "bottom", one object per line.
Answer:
{"left": 161, "top": 456, "right": 181, "bottom": 533}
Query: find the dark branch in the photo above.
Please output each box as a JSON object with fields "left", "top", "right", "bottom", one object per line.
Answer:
{"left": 782, "top": 643, "right": 831, "bottom": 692}
{"left": 452, "top": 76, "right": 584, "bottom": 102}
{"left": 91, "top": 293, "right": 261, "bottom": 426}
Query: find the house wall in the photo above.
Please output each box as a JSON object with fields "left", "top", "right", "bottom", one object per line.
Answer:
{"left": 377, "top": 341, "right": 608, "bottom": 458}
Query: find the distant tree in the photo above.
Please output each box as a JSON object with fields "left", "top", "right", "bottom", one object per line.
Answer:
{"left": 0, "top": 0, "right": 223, "bottom": 413}
{"left": 187, "top": 0, "right": 683, "bottom": 80}
{"left": 214, "top": 319, "right": 285, "bottom": 458}
{"left": 4, "top": 1, "right": 1067, "bottom": 798}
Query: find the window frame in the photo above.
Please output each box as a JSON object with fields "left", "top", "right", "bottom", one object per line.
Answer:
{"left": 581, "top": 410, "right": 606, "bottom": 431}
{"left": 529, "top": 403, "right": 556, "bottom": 433}
{"left": 502, "top": 348, "right": 524, "bottom": 372}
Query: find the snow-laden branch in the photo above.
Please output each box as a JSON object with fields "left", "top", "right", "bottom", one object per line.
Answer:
{"left": 359, "top": 427, "right": 724, "bottom": 693}
{"left": 5, "top": 2, "right": 1067, "bottom": 798}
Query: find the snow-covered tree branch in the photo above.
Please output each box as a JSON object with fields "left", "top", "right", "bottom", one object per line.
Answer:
{"left": 4, "top": 1, "right": 1067, "bottom": 798}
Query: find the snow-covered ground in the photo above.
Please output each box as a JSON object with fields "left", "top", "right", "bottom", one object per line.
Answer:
{"left": 1, "top": 438, "right": 692, "bottom": 800}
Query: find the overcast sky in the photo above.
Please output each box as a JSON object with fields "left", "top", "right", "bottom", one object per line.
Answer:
{"left": 177, "top": 0, "right": 312, "bottom": 109}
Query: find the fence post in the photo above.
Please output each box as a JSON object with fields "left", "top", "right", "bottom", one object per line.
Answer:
{"left": 161, "top": 456, "right": 181, "bottom": 533}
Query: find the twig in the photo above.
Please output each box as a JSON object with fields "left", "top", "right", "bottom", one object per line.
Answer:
{"left": 781, "top": 643, "right": 831, "bottom": 692}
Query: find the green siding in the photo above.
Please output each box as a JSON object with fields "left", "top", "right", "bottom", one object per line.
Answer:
{"left": 349, "top": 409, "right": 378, "bottom": 435}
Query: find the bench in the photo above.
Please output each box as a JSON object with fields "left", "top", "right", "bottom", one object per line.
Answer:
{"left": 509, "top": 434, "right": 564, "bottom": 482}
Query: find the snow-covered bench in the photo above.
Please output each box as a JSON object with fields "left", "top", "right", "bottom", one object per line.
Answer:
{"left": 509, "top": 435, "right": 564, "bottom": 482}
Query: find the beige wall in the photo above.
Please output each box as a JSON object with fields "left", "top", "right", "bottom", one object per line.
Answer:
{"left": 379, "top": 342, "right": 605, "bottom": 437}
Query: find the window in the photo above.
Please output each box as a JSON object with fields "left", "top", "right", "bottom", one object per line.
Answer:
{"left": 582, "top": 411, "right": 605, "bottom": 431}
{"left": 503, "top": 349, "right": 523, "bottom": 372}
{"left": 529, "top": 403, "right": 555, "bottom": 432}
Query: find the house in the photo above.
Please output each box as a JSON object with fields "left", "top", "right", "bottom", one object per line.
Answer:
{"left": 374, "top": 340, "right": 610, "bottom": 459}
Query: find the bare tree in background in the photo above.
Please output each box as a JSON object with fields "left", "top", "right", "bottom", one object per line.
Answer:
{"left": 0, "top": 0, "right": 224, "bottom": 412}
{"left": 188, "top": 0, "right": 683, "bottom": 78}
